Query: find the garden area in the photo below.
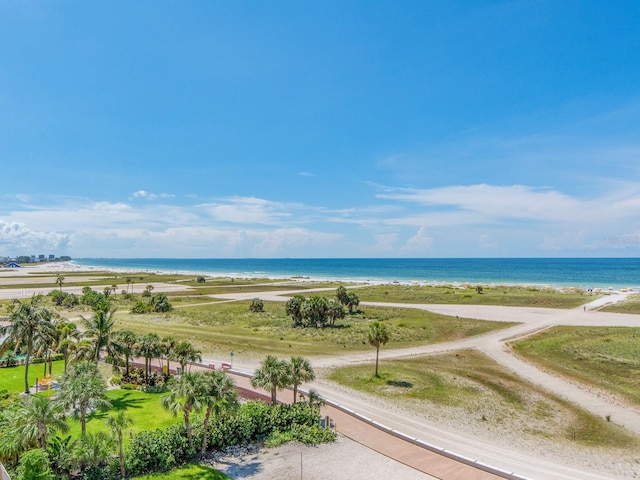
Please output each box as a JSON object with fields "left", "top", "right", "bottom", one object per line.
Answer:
{"left": 0, "top": 293, "right": 334, "bottom": 480}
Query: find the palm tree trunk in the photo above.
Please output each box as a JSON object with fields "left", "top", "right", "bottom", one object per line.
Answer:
{"left": 184, "top": 408, "right": 193, "bottom": 451}
{"left": 201, "top": 407, "right": 212, "bottom": 453}
{"left": 81, "top": 412, "right": 87, "bottom": 436}
{"left": 293, "top": 385, "right": 298, "bottom": 403}
{"left": 375, "top": 346, "right": 380, "bottom": 377}
{"left": 24, "top": 341, "right": 33, "bottom": 394}
{"left": 271, "top": 386, "right": 277, "bottom": 404}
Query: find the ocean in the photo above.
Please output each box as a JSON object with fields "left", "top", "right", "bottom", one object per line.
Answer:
{"left": 74, "top": 258, "right": 640, "bottom": 290}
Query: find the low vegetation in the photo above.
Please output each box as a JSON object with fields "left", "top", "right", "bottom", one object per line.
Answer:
{"left": 599, "top": 293, "right": 640, "bottom": 314}
{"left": 328, "top": 350, "right": 638, "bottom": 449}
{"left": 512, "top": 326, "right": 640, "bottom": 405}
{"left": 356, "top": 284, "right": 599, "bottom": 308}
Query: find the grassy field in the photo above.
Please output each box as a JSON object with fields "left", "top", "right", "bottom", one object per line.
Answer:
{"left": 112, "top": 300, "right": 517, "bottom": 360}
{"left": 131, "top": 464, "right": 231, "bottom": 480}
{"left": 0, "top": 360, "right": 65, "bottom": 393}
{"left": 599, "top": 293, "right": 640, "bottom": 314}
{"left": 327, "top": 349, "right": 638, "bottom": 448}
{"left": 355, "top": 284, "right": 598, "bottom": 308}
{"left": 512, "top": 326, "right": 640, "bottom": 405}
{"left": 68, "top": 389, "right": 178, "bottom": 442}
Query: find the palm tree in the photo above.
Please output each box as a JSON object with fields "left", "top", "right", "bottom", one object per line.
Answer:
{"left": 173, "top": 341, "right": 202, "bottom": 374}
{"left": 111, "top": 284, "right": 118, "bottom": 298}
{"left": 199, "top": 371, "right": 237, "bottom": 452}
{"left": 0, "top": 295, "right": 55, "bottom": 393}
{"left": 161, "top": 336, "right": 177, "bottom": 375}
{"left": 71, "top": 339, "right": 94, "bottom": 363}
{"left": 161, "top": 373, "right": 204, "bottom": 451}
{"left": 56, "top": 275, "right": 65, "bottom": 292}
{"left": 105, "top": 411, "right": 133, "bottom": 478}
{"left": 82, "top": 300, "right": 119, "bottom": 362}
{"left": 136, "top": 333, "right": 160, "bottom": 381}
{"left": 251, "top": 355, "right": 290, "bottom": 404}
{"left": 58, "top": 361, "right": 112, "bottom": 436}
{"left": 368, "top": 321, "right": 389, "bottom": 378}
{"left": 113, "top": 330, "right": 138, "bottom": 377}
{"left": 54, "top": 320, "right": 81, "bottom": 372}
{"left": 14, "top": 395, "right": 69, "bottom": 450}
{"left": 71, "top": 431, "right": 115, "bottom": 479}
{"left": 346, "top": 292, "right": 360, "bottom": 314}
{"left": 288, "top": 357, "right": 315, "bottom": 403}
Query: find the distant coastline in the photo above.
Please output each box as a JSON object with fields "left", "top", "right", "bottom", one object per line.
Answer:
{"left": 69, "top": 257, "right": 640, "bottom": 291}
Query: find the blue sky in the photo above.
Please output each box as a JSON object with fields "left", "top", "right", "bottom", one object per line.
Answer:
{"left": 1, "top": 1, "right": 639, "bottom": 258}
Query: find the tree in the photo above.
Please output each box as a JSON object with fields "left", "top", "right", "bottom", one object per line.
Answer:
{"left": 285, "top": 295, "right": 305, "bottom": 327}
{"left": 367, "top": 322, "right": 389, "bottom": 378}
{"left": 135, "top": 333, "right": 160, "bottom": 382}
{"left": 55, "top": 275, "right": 64, "bottom": 293}
{"left": 150, "top": 293, "right": 172, "bottom": 312}
{"left": 111, "top": 284, "right": 118, "bottom": 298}
{"left": 82, "top": 300, "right": 119, "bottom": 362}
{"left": 288, "top": 357, "right": 315, "bottom": 403}
{"left": 249, "top": 298, "right": 264, "bottom": 313}
{"left": 326, "top": 300, "right": 345, "bottom": 326}
{"left": 160, "top": 335, "right": 177, "bottom": 375}
{"left": 0, "top": 295, "right": 55, "bottom": 394}
{"left": 173, "top": 340, "right": 202, "bottom": 374}
{"left": 105, "top": 411, "right": 133, "bottom": 478}
{"left": 251, "top": 355, "right": 290, "bottom": 404}
{"left": 336, "top": 285, "right": 349, "bottom": 306}
{"left": 58, "top": 361, "right": 111, "bottom": 436}
{"left": 161, "top": 373, "right": 204, "bottom": 452}
{"left": 14, "top": 395, "right": 68, "bottom": 451}
{"left": 302, "top": 296, "right": 329, "bottom": 328}
{"left": 70, "top": 431, "right": 115, "bottom": 479}
{"left": 142, "top": 284, "right": 154, "bottom": 298}
{"left": 346, "top": 292, "right": 360, "bottom": 314}
{"left": 199, "top": 371, "right": 237, "bottom": 453}
{"left": 113, "top": 330, "right": 138, "bottom": 377}
{"left": 53, "top": 320, "right": 81, "bottom": 373}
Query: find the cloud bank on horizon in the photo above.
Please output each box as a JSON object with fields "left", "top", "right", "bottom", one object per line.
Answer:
{"left": 1, "top": 2, "right": 639, "bottom": 258}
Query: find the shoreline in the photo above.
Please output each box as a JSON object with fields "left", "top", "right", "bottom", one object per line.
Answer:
{"left": 3, "top": 260, "right": 637, "bottom": 294}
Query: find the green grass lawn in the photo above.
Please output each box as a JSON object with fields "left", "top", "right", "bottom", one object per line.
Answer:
{"left": 356, "top": 284, "right": 598, "bottom": 308}
{"left": 599, "top": 293, "right": 640, "bottom": 314}
{"left": 328, "top": 350, "right": 637, "bottom": 448}
{"left": 512, "top": 326, "right": 640, "bottom": 405}
{"left": 131, "top": 464, "right": 231, "bottom": 480}
{"left": 112, "top": 300, "right": 516, "bottom": 360}
{"left": 67, "top": 389, "right": 179, "bottom": 442}
{"left": 0, "top": 360, "right": 65, "bottom": 393}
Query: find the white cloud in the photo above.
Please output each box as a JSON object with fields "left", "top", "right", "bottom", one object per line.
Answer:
{"left": 298, "top": 171, "right": 314, "bottom": 177}
{"left": 402, "top": 227, "right": 433, "bottom": 252}
{"left": 0, "top": 220, "right": 70, "bottom": 253}
{"left": 132, "top": 190, "right": 175, "bottom": 200}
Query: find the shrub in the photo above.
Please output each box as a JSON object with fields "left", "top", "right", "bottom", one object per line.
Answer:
{"left": 151, "top": 293, "right": 172, "bottom": 313}
{"left": 131, "top": 301, "right": 151, "bottom": 314}
{"left": 196, "top": 276, "right": 206, "bottom": 283}
{"left": 249, "top": 298, "right": 264, "bottom": 313}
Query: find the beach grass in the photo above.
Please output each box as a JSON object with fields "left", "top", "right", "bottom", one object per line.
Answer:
{"left": 355, "top": 284, "right": 598, "bottom": 309}
{"left": 111, "top": 300, "right": 516, "bottom": 360}
{"left": 327, "top": 350, "right": 637, "bottom": 448}
{"left": 599, "top": 293, "right": 640, "bottom": 314}
{"left": 512, "top": 326, "right": 640, "bottom": 406}
{"left": 131, "top": 464, "right": 231, "bottom": 480}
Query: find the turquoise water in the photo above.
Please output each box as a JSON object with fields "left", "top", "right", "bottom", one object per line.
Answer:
{"left": 74, "top": 258, "right": 640, "bottom": 289}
